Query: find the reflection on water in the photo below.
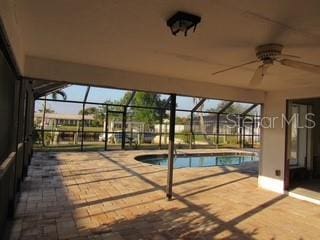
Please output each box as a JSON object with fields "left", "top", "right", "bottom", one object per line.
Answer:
{"left": 140, "top": 155, "right": 258, "bottom": 168}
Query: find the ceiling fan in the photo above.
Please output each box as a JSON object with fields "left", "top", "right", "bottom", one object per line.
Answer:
{"left": 211, "top": 43, "right": 320, "bottom": 86}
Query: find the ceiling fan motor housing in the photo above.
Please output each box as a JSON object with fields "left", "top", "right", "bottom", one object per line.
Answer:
{"left": 256, "top": 43, "right": 283, "bottom": 63}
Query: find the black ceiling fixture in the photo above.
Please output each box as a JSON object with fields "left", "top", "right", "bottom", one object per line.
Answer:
{"left": 166, "top": 11, "right": 201, "bottom": 36}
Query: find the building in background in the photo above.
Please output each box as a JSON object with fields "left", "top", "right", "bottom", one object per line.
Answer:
{"left": 34, "top": 113, "right": 94, "bottom": 129}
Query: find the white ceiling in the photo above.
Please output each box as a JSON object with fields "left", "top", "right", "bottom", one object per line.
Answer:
{"left": 15, "top": 0, "right": 320, "bottom": 91}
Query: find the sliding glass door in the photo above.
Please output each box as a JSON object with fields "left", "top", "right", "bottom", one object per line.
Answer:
{"left": 287, "top": 103, "right": 312, "bottom": 168}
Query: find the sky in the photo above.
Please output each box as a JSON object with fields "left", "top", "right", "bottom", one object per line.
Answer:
{"left": 35, "top": 85, "right": 259, "bottom": 117}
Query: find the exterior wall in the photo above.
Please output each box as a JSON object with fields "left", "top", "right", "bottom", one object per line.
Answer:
{"left": 259, "top": 87, "right": 320, "bottom": 193}
{"left": 259, "top": 92, "right": 286, "bottom": 193}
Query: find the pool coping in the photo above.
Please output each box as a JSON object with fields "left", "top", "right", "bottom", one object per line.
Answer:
{"left": 135, "top": 149, "right": 256, "bottom": 160}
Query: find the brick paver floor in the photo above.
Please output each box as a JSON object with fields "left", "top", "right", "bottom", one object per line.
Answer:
{"left": 7, "top": 150, "right": 320, "bottom": 240}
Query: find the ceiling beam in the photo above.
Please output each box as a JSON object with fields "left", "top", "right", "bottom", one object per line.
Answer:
{"left": 31, "top": 78, "right": 65, "bottom": 89}
{"left": 33, "top": 82, "right": 52, "bottom": 90}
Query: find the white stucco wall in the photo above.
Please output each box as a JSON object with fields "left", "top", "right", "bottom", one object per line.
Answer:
{"left": 259, "top": 87, "right": 320, "bottom": 193}
{"left": 259, "top": 92, "right": 286, "bottom": 193}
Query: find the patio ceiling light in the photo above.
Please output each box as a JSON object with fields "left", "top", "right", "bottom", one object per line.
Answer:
{"left": 166, "top": 11, "right": 201, "bottom": 36}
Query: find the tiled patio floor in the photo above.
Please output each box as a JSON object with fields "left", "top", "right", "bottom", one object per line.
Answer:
{"left": 8, "top": 150, "right": 320, "bottom": 240}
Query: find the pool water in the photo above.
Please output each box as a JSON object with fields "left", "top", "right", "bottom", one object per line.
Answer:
{"left": 139, "top": 155, "right": 258, "bottom": 168}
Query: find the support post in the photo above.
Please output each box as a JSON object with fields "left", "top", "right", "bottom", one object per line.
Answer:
{"left": 239, "top": 117, "right": 243, "bottom": 148}
{"left": 251, "top": 117, "right": 255, "bottom": 148}
{"left": 23, "top": 89, "right": 30, "bottom": 177}
{"left": 189, "top": 99, "right": 206, "bottom": 149}
{"left": 216, "top": 113, "right": 220, "bottom": 146}
{"left": 41, "top": 96, "right": 47, "bottom": 147}
{"left": 166, "top": 94, "right": 176, "bottom": 200}
{"left": 15, "top": 79, "right": 25, "bottom": 191}
{"left": 80, "top": 103, "right": 85, "bottom": 151}
{"left": 104, "top": 107, "right": 109, "bottom": 151}
{"left": 190, "top": 112, "right": 193, "bottom": 149}
{"left": 122, "top": 107, "right": 127, "bottom": 150}
{"left": 80, "top": 86, "right": 90, "bottom": 152}
{"left": 30, "top": 99, "right": 35, "bottom": 159}
{"left": 159, "top": 111, "right": 163, "bottom": 149}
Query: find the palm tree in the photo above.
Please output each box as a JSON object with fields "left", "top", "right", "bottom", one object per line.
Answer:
{"left": 41, "top": 90, "right": 67, "bottom": 146}
{"left": 51, "top": 90, "right": 67, "bottom": 101}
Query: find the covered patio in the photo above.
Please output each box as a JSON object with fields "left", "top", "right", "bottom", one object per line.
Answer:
{"left": 8, "top": 150, "right": 320, "bottom": 239}
{"left": 2, "top": 0, "right": 320, "bottom": 239}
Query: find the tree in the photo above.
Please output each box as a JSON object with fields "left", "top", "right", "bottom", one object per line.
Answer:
{"left": 79, "top": 107, "right": 104, "bottom": 127}
{"left": 76, "top": 92, "right": 169, "bottom": 131}
{"left": 127, "top": 92, "right": 168, "bottom": 128}
{"left": 216, "top": 102, "right": 247, "bottom": 114}
{"left": 41, "top": 90, "right": 67, "bottom": 146}
{"left": 78, "top": 107, "right": 99, "bottom": 115}
{"left": 39, "top": 104, "right": 55, "bottom": 113}
{"left": 176, "top": 116, "right": 190, "bottom": 125}
{"left": 102, "top": 100, "right": 123, "bottom": 122}
{"left": 51, "top": 90, "right": 67, "bottom": 101}
{"left": 77, "top": 99, "right": 125, "bottom": 129}
{"left": 41, "top": 90, "right": 67, "bottom": 114}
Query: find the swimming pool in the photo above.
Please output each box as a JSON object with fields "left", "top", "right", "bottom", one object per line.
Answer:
{"left": 136, "top": 154, "right": 258, "bottom": 168}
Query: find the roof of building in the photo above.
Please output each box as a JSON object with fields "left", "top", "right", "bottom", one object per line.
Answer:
{"left": 34, "top": 113, "right": 94, "bottom": 120}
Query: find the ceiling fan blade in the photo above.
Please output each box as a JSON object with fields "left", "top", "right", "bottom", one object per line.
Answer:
{"left": 212, "top": 60, "right": 258, "bottom": 76}
{"left": 280, "top": 59, "right": 320, "bottom": 74}
{"left": 249, "top": 64, "right": 270, "bottom": 86}
{"left": 279, "top": 54, "right": 300, "bottom": 59}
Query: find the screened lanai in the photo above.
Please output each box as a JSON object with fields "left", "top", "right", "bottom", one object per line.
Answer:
{"left": 3, "top": 1, "right": 320, "bottom": 238}
{"left": 33, "top": 84, "right": 261, "bottom": 152}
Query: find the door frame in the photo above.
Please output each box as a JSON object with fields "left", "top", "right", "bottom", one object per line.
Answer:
{"left": 285, "top": 99, "right": 314, "bottom": 190}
